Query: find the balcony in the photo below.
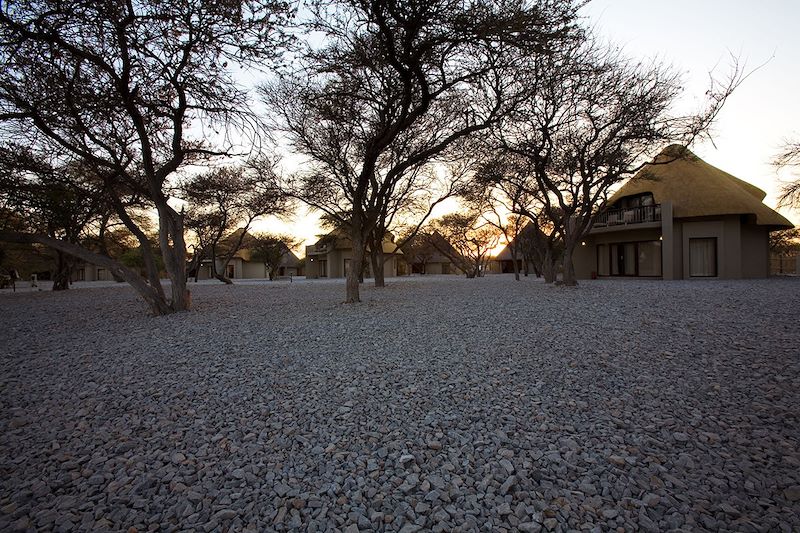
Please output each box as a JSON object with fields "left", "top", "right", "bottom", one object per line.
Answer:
{"left": 593, "top": 204, "right": 661, "bottom": 229}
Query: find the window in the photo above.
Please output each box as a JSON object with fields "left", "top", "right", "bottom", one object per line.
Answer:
{"left": 597, "top": 244, "right": 610, "bottom": 276}
{"left": 638, "top": 241, "right": 662, "bottom": 277}
{"left": 689, "top": 238, "right": 717, "bottom": 277}
{"left": 617, "top": 192, "right": 655, "bottom": 209}
{"left": 599, "top": 240, "right": 662, "bottom": 277}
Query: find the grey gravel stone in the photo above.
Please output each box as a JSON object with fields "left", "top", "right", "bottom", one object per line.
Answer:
{"left": 1, "top": 276, "right": 798, "bottom": 532}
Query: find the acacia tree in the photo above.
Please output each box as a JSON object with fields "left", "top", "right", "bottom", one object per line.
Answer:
{"left": 467, "top": 162, "right": 535, "bottom": 280}
{"left": 492, "top": 36, "right": 742, "bottom": 285}
{"left": 429, "top": 211, "right": 501, "bottom": 278}
{"left": 183, "top": 164, "right": 287, "bottom": 284}
{"left": 0, "top": 1, "right": 292, "bottom": 314}
{"left": 248, "top": 233, "right": 297, "bottom": 280}
{"left": 476, "top": 156, "right": 564, "bottom": 281}
{"left": 774, "top": 140, "right": 800, "bottom": 209}
{"left": 266, "top": 0, "right": 579, "bottom": 302}
{"left": 400, "top": 231, "right": 439, "bottom": 274}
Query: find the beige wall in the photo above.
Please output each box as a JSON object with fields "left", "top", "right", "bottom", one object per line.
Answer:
{"left": 680, "top": 216, "right": 745, "bottom": 279}
{"left": 305, "top": 247, "right": 399, "bottom": 279}
{"left": 740, "top": 223, "right": 770, "bottom": 278}
{"left": 242, "top": 261, "right": 266, "bottom": 279}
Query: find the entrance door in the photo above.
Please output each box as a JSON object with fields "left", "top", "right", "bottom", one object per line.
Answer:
{"left": 689, "top": 238, "right": 717, "bottom": 277}
{"left": 319, "top": 260, "right": 327, "bottom": 277}
{"left": 226, "top": 264, "right": 235, "bottom": 279}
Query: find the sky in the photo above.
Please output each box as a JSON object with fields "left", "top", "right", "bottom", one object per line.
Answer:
{"left": 253, "top": 0, "right": 800, "bottom": 252}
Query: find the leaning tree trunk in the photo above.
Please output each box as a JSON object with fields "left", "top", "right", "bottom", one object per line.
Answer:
{"left": 97, "top": 220, "right": 124, "bottom": 282}
{"left": 113, "top": 199, "right": 166, "bottom": 298}
{"left": 0, "top": 231, "right": 173, "bottom": 315}
{"left": 52, "top": 250, "right": 72, "bottom": 291}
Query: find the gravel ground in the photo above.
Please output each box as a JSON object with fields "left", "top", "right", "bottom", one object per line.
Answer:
{"left": 1, "top": 275, "right": 798, "bottom": 532}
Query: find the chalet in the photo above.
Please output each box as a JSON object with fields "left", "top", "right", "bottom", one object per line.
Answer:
{"left": 305, "top": 231, "right": 403, "bottom": 279}
{"left": 573, "top": 146, "right": 794, "bottom": 279}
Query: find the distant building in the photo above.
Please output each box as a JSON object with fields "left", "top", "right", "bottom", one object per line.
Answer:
{"left": 198, "top": 230, "right": 302, "bottom": 279}
{"left": 305, "top": 231, "right": 403, "bottom": 279}
{"left": 400, "top": 233, "right": 463, "bottom": 275}
{"left": 573, "top": 146, "right": 794, "bottom": 279}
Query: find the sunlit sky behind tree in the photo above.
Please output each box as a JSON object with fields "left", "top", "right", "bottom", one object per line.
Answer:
{"left": 251, "top": 0, "right": 800, "bottom": 253}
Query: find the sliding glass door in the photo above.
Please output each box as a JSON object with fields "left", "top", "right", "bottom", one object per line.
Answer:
{"left": 598, "top": 240, "right": 662, "bottom": 277}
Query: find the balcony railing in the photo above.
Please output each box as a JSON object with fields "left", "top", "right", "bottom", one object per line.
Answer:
{"left": 593, "top": 204, "right": 661, "bottom": 227}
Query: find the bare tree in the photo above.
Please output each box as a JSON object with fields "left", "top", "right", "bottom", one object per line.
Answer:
{"left": 265, "top": 0, "right": 579, "bottom": 302}
{"left": 474, "top": 156, "right": 563, "bottom": 281}
{"left": 429, "top": 211, "right": 501, "bottom": 278}
{"left": 248, "top": 233, "right": 298, "bottom": 280}
{"left": 769, "top": 227, "right": 800, "bottom": 255}
{"left": 0, "top": 1, "right": 292, "bottom": 314}
{"left": 492, "top": 36, "right": 744, "bottom": 285}
{"left": 183, "top": 164, "right": 287, "bottom": 284}
{"left": 774, "top": 140, "right": 800, "bottom": 209}
{"left": 400, "top": 231, "right": 439, "bottom": 275}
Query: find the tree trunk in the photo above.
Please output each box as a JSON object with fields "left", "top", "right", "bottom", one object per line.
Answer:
{"left": 510, "top": 245, "right": 520, "bottom": 281}
{"left": 346, "top": 224, "right": 365, "bottom": 303}
{"left": 542, "top": 249, "right": 556, "bottom": 284}
{"left": 562, "top": 243, "right": 578, "bottom": 286}
{"left": 112, "top": 199, "right": 166, "bottom": 298}
{"left": 52, "top": 250, "right": 71, "bottom": 291}
{"left": 208, "top": 246, "right": 232, "bottom": 284}
{"left": 97, "top": 218, "right": 125, "bottom": 283}
{"left": 157, "top": 204, "right": 191, "bottom": 311}
{"left": 371, "top": 240, "right": 386, "bottom": 288}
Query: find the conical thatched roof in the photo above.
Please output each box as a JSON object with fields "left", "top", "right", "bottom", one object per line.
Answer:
{"left": 609, "top": 145, "right": 793, "bottom": 229}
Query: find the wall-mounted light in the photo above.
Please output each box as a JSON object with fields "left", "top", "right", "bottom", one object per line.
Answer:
{"left": 581, "top": 241, "right": 586, "bottom": 246}
{"left": 659, "top": 236, "right": 663, "bottom": 241}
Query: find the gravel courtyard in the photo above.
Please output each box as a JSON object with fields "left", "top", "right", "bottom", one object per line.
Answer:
{"left": 1, "top": 276, "right": 798, "bottom": 532}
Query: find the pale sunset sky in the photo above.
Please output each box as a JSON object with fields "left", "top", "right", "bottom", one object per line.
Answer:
{"left": 251, "top": 0, "right": 800, "bottom": 252}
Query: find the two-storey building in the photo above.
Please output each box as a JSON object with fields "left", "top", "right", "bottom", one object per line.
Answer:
{"left": 573, "top": 146, "right": 793, "bottom": 279}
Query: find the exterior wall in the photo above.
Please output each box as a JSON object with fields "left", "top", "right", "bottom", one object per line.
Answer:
{"left": 196, "top": 264, "right": 213, "bottom": 280}
{"left": 242, "top": 261, "right": 266, "bottom": 279}
{"left": 670, "top": 218, "right": 682, "bottom": 280}
{"left": 407, "top": 260, "right": 459, "bottom": 275}
{"left": 73, "top": 264, "right": 99, "bottom": 282}
{"left": 425, "top": 261, "right": 458, "bottom": 275}
{"left": 305, "top": 244, "right": 323, "bottom": 278}
{"left": 740, "top": 224, "right": 770, "bottom": 278}
{"left": 329, "top": 249, "right": 345, "bottom": 278}
{"left": 680, "top": 216, "right": 741, "bottom": 279}
{"left": 305, "top": 247, "right": 400, "bottom": 279}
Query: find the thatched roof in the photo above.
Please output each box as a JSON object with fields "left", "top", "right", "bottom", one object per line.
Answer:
{"left": 609, "top": 145, "right": 793, "bottom": 229}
